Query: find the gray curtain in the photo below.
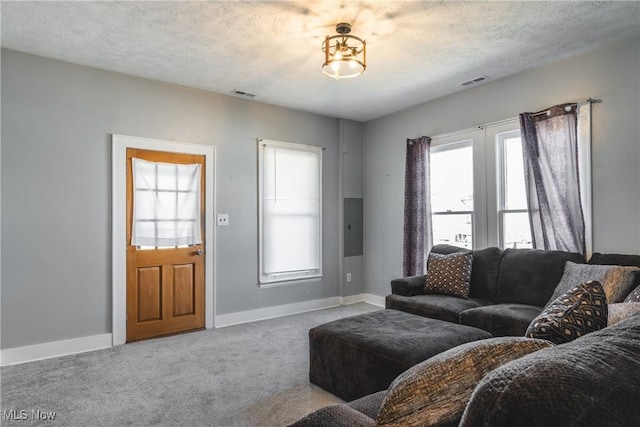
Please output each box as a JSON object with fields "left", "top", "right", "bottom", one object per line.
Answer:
{"left": 519, "top": 104, "right": 585, "bottom": 255}
{"left": 403, "top": 136, "right": 432, "bottom": 276}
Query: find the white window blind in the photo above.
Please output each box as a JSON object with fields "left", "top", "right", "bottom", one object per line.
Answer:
{"left": 131, "top": 158, "right": 202, "bottom": 247}
{"left": 258, "top": 139, "right": 322, "bottom": 284}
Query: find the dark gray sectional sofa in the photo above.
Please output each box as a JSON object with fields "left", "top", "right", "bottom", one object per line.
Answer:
{"left": 293, "top": 313, "right": 640, "bottom": 427}
{"left": 387, "top": 244, "right": 586, "bottom": 336}
{"left": 291, "top": 245, "right": 640, "bottom": 426}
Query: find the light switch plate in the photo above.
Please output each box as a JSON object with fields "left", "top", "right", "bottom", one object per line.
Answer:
{"left": 217, "top": 214, "right": 229, "bottom": 226}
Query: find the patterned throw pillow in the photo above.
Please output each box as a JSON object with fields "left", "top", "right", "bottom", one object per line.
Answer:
{"left": 547, "top": 262, "right": 639, "bottom": 306}
{"left": 424, "top": 252, "right": 472, "bottom": 298}
{"left": 608, "top": 302, "right": 640, "bottom": 325}
{"left": 526, "top": 281, "right": 607, "bottom": 345}
{"left": 624, "top": 284, "right": 640, "bottom": 302}
{"left": 376, "top": 337, "right": 553, "bottom": 427}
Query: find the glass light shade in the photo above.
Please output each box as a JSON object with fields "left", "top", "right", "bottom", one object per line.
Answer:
{"left": 322, "top": 58, "right": 365, "bottom": 79}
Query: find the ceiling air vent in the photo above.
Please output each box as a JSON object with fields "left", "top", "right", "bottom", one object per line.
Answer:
{"left": 231, "top": 89, "right": 257, "bottom": 98}
{"left": 460, "top": 75, "right": 490, "bottom": 86}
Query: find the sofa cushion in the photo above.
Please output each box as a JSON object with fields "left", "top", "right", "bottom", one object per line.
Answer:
{"left": 468, "top": 246, "right": 503, "bottom": 301}
{"left": 347, "top": 391, "right": 386, "bottom": 420}
{"left": 461, "top": 311, "right": 640, "bottom": 427}
{"left": 385, "top": 294, "right": 492, "bottom": 324}
{"left": 625, "top": 284, "right": 640, "bottom": 302}
{"left": 494, "top": 248, "right": 585, "bottom": 306}
{"left": 424, "top": 252, "right": 473, "bottom": 298}
{"left": 288, "top": 404, "right": 375, "bottom": 427}
{"left": 376, "top": 337, "right": 552, "bottom": 427}
{"left": 459, "top": 304, "right": 542, "bottom": 337}
{"left": 548, "top": 261, "right": 639, "bottom": 305}
{"left": 589, "top": 252, "right": 640, "bottom": 268}
{"left": 589, "top": 252, "right": 640, "bottom": 298}
{"left": 526, "top": 281, "right": 607, "bottom": 344}
{"left": 608, "top": 302, "right": 640, "bottom": 325}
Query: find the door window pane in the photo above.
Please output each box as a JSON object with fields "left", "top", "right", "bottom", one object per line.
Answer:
{"left": 131, "top": 158, "right": 202, "bottom": 248}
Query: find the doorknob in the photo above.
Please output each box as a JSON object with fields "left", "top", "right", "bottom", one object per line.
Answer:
{"left": 195, "top": 249, "right": 204, "bottom": 256}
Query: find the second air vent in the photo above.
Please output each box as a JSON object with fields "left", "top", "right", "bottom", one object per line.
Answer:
{"left": 461, "top": 75, "right": 490, "bottom": 86}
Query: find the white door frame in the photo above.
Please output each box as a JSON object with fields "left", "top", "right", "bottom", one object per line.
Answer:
{"left": 112, "top": 134, "right": 216, "bottom": 346}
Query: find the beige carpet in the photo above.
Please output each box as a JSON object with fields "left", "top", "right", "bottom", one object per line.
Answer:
{"left": 1, "top": 303, "right": 381, "bottom": 426}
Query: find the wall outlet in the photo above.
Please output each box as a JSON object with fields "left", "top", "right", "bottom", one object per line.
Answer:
{"left": 346, "top": 273, "right": 352, "bottom": 283}
{"left": 217, "top": 214, "right": 229, "bottom": 226}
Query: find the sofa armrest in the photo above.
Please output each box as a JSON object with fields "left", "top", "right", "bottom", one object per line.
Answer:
{"left": 288, "top": 404, "right": 375, "bottom": 427}
{"left": 391, "top": 275, "right": 426, "bottom": 296}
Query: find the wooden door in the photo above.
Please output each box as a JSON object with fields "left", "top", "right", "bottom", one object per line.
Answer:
{"left": 126, "top": 148, "right": 205, "bottom": 342}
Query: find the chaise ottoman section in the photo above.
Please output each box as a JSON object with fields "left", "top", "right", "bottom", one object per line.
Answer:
{"left": 309, "top": 309, "right": 492, "bottom": 401}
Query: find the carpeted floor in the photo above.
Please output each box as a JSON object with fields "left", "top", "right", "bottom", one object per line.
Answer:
{"left": 1, "top": 303, "right": 381, "bottom": 426}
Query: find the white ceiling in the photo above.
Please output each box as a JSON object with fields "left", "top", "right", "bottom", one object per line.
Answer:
{"left": 2, "top": 1, "right": 639, "bottom": 122}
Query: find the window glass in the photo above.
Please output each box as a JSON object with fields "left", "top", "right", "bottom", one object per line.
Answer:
{"left": 503, "top": 136, "right": 527, "bottom": 210}
{"left": 431, "top": 143, "right": 473, "bottom": 249}
{"left": 498, "top": 132, "right": 532, "bottom": 249}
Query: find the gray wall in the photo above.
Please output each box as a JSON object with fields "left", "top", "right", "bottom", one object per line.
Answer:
{"left": 363, "top": 35, "right": 640, "bottom": 297}
{"left": 339, "top": 119, "right": 364, "bottom": 296}
{"left": 1, "top": 49, "right": 342, "bottom": 349}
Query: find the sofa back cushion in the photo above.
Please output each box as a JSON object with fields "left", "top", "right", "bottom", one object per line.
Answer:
{"left": 589, "top": 252, "right": 640, "bottom": 296}
{"left": 588, "top": 252, "right": 640, "bottom": 268}
{"left": 430, "top": 245, "right": 503, "bottom": 302}
{"left": 494, "top": 248, "right": 586, "bottom": 306}
{"left": 469, "top": 247, "right": 503, "bottom": 301}
{"left": 548, "top": 261, "right": 639, "bottom": 304}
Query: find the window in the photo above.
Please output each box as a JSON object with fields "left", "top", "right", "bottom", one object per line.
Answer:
{"left": 498, "top": 131, "right": 532, "bottom": 249}
{"left": 428, "top": 115, "right": 590, "bottom": 253}
{"left": 430, "top": 141, "right": 474, "bottom": 249}
{"left": 258, "top": 139, "right": 322, "bottom": 285}
{"left": 132, "top": 158, "right": 202, "bottom": 248}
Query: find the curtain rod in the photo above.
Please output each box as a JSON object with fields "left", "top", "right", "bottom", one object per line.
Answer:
{"left": 429, "top": 98, "right": 602, "bottom": 141}
{"left": 529, "top": 98, "right": 602, "bottom": 118}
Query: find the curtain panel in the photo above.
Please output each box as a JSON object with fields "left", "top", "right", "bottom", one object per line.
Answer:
{"left": 403, "top": 136, "right": 432, "bottom": 277}
{"left": 519, "top": 104, "right": 586, "bottom": 255}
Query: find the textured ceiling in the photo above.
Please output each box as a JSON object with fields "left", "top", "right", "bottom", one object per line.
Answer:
{"left": 2, "top": 1, "right": 640, "bottom": 121}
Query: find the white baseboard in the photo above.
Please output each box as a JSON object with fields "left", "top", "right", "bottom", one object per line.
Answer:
{"left": 1, "top": 295, "right": 386, "bottom": 365}
{"left": 214, "top": 294, "right": 386, "bottom": 328}
{"left": 0, "top": 333, "right": 113, "bottom": 367}
{"left": 341, "top": 293, "right": 385, "bottom": 307}
{"left": 363, "top": 293, "right": 386, "bottom": 307}
{"left": 214, "top": 296, "right": 343, "bottom": 328}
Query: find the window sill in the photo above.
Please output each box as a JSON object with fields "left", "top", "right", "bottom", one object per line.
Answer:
{"left": 258, "top": 275, "right": 323, "bottom": 289}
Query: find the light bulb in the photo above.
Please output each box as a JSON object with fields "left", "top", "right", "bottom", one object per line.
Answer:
{"left": 331, "top": 62, "right": 340, "bottom": 71}
{"left": 349, "top": 60, "right": 357, "bottom": 69}
{"left": 334, "top": 52, "right": 342, "bottom": 60}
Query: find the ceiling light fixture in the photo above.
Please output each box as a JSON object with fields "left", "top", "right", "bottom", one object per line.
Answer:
{"left": 322, "top": 23, "right": 366, "bottom": 80}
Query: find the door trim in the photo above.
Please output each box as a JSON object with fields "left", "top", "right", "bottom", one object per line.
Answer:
{"left": 112, "top": 134, "right": 216, "bottom": 346}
